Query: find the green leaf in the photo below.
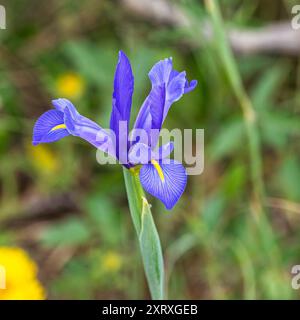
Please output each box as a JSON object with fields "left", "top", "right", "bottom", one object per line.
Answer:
{"left": 209, "top": 119, "right": 244, "bottom": 160}
{"left": 276, "top": 156, "right": 300, "bottom": 201}
{"left": 85, "top": 194, "right": 122, "bottom": 245}
{"left": 123, "top": 169, "right": 143, "bottom": 234}
{"left": 139, "top": 197, "right": 164, "bottom": 300}
{"left": 202, "top": 193, "right": 225, "bottom": 232}
{"left": 41, "top": 217, "right": 90, "bottom": 247}
{"left": 63, "top": 41, "right": 115, "bottom": 87}
{"left": 123, "top": 168, "right": 165, "bottom": 299}
{"left": 250, "top": 64, "right": 288, "bottom": 111}
{"left": 260, "top": 111, "right": 300, "bottom": 148}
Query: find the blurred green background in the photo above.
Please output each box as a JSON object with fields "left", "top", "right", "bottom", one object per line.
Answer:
{"left": 0, "top": 0, "right": 300, "bottom": 299}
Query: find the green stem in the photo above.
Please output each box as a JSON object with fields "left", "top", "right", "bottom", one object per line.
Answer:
{"left": 204, "top": 0, "right": 265, "bottom": 215}
{"left": 123, "top": 167, "right": 165, "bottom": 300}
{"left": 123, "top": 167, "right": 143, "bottom": 234}
{"left": 204, "top": 0, "right": 281, "bottom": 263}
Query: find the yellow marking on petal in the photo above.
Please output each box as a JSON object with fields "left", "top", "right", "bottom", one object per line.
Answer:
{"left": 151, "top": 159, "right": 165, "bottom": 183}
{"left": 51, "top": 124, "right": 67, "bottom": 132}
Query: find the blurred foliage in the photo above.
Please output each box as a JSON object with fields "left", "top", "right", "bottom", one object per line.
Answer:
{"left": 0, "top": 0, "right": 299, "bottom": 299}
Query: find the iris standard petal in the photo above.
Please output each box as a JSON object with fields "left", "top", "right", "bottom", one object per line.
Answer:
{"left": 32, "top": 109, "right": 69, "bottom": 146}
{"left": 139, "top": 160, "right": 187, "bottom": 210}
{"left": 128, "top": 141, "right": 174, "bottom": 165}
{"left": 148, "top": 57, "right": 173, "bottom": 86}
{"left": 152, "top": 142, "right": 174, "bottom": 160}
{"left": 110, "top": 51, "right": 134, "bottom": 159}
{"left": 169, "top": 70, "right": 197, "bottom": 94}
{"left": 163, "top": 71, "right": 186, "bottom": 119}
{"left": 128, "top": 143, "right": 152, "bottom": 165}
{"left": 184, "top": 79, "right": 198, "bottom": 94}
{"left": 133, "top": 85, "right": 165, "bottom": 148}
{"left": 134, "top": 57, "right": 197, "bottom": 148}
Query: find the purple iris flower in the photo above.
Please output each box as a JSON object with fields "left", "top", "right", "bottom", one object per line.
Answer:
{"left": 32, "top": 51, "right": 197, "bottom": 210}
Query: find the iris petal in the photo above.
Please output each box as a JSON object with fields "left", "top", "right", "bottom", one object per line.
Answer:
{"left": 128, "top": 142, "right": 174, "bottom": 165}
{"left": 54, "top": 98, "right": 115, "bottom": 156}
{"left": 153, "top": 142, "right": 174, "bottom": 160}
{"left": 184, "top": 79, "right": 198, "bottom": 94}
{"left": 63, "top": 107, "right": 115, "bottom": 157}
{"left": 133, "top": 85, "right": 165, "bottom": 148}
{"left": 110, "top": 51, "right": 134, "bottom": 160}
{"left": 148, "top": 58, "right": 173, "bottom": 86}
{"left": 139, "top": 160, "right": 187, "bottom": 210}
{"left": 52, "top": 98, "right": 79, "bottom": 118}
{"left": 32, "top": 109, "right": 69, "bottom": 146}
{"left": 33, "top": 98, "right": 116, "bottom": 158}
{"left": 134, "top": 57, "right": 197, "bottom": 149}
{"left": 128, "top": 143, "right": 152, "bottom": 165}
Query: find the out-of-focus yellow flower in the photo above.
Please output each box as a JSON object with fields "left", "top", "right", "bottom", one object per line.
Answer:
{"left": 56, "top": 72, "right": 85, "bottom": 99}
{"left": 102, "top": 251, "right": 122, "bottom": 273}
{"left": 27, "top": 144, "right": 59, "bottom": 175}
{"left": 0, "top": 247, "right": 45, "bottom": 300}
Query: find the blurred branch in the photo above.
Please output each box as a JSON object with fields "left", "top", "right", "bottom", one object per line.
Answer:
{"left": 122, "top": 0, "right": 300, "bottom": 56}
{"left": 0, "top": 47, "right": 51, "bottom": 116}
{"left": 1, "top": 192, "right": 79, "bottom": 229}
{"left": 267, "top": 197, "right": 300, "bottom": 215}
{"left": 42, "top": 246, "right": 78, "bottom": 279}
{"left": 204, "top": 0, "right": 265, "bottom": 216}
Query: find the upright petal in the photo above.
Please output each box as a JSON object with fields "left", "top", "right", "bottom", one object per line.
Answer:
{"left": 32, "top": 110, "right": 69, "bottom": 146}
{"left": 128, "top": 142, "right": 174, "bottom": 165}
{"left": 153, "top": 142, "right": 174, "bottom": 160}
{"left": 133, "top": 85, "right": 165, "bottom": 148}
{"left": 110, "top": 51, "right": 134, "bottom": 160}
{"left": 184, "top": 79, "right": 198, "bottom": 94}
{"left": 134, "top": 57, "right": 197, "bottom": 148}
{"left": 149, "top": 59, "right": 197, "bottom": 122}
{"left": 148, "top": 58, "right": 173, "bottom": 86}
{"left": 128, "top": 143, "right": 152, "bottom": 165}
{"left": 139, "top": 160, "right": 187, "bottom": 210}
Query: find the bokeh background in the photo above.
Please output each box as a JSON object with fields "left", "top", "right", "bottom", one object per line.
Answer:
{"left": 0, "top": 0, "right": 300, "bottom": 299}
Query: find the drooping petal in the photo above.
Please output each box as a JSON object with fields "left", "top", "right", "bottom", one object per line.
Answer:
{"left": 110, "top": 51, "right": 134, "bottom": 160}
{"left": 52, "top": 98, "right": 79, "bottom": 118}
{"left": 139, "top": 160, "right": 187, "bottom": 210}
{"left": 63, "top": 107, "right": 115, "bottom": 157}
{"left": 34, "top": 98, "right": 116, "bottom": 157}
{"left": 32, "top": 110, "right": 69, "bottom": 146}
